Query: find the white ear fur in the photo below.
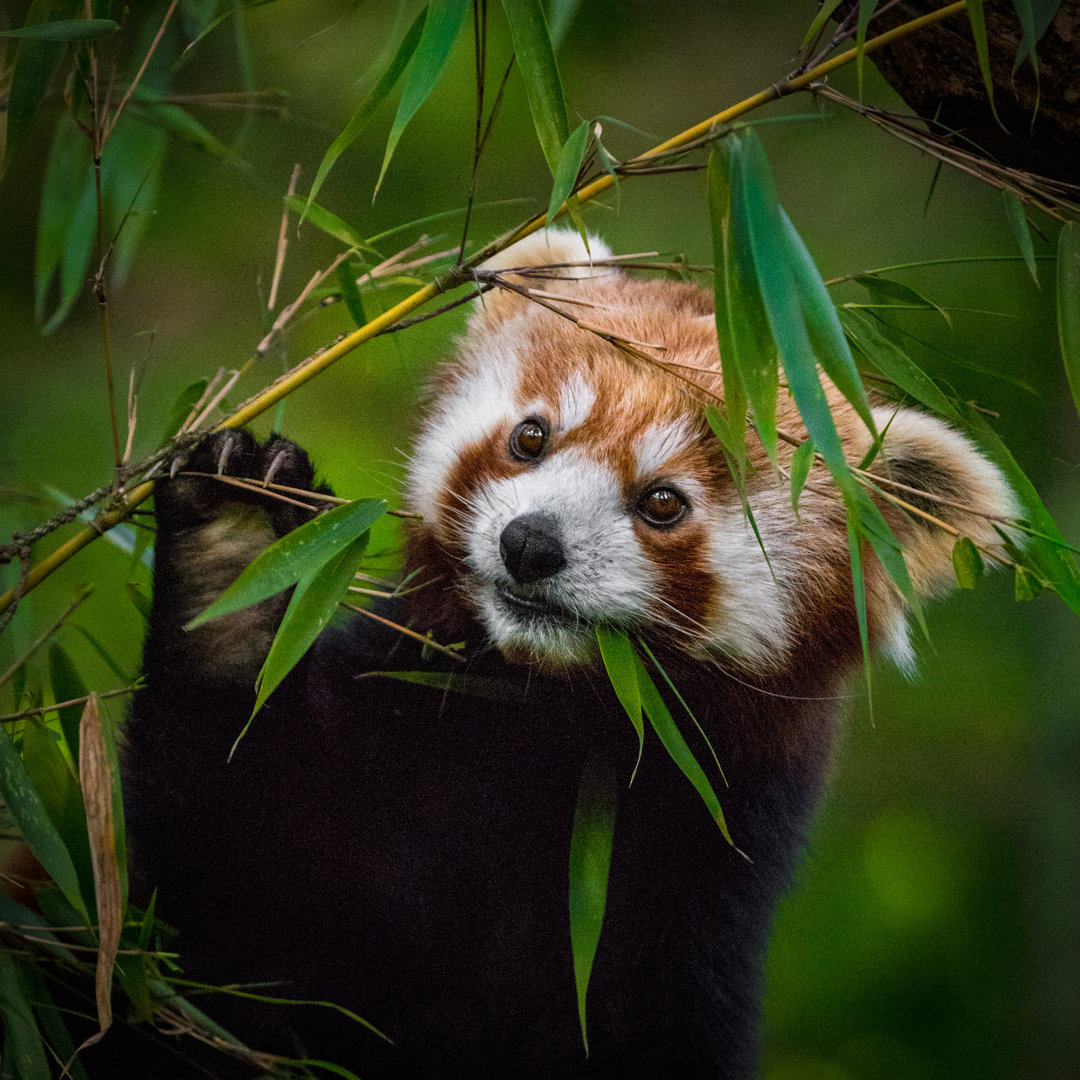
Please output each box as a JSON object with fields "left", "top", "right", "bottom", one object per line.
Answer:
{"left": 873, "top": 406, "right": 1020, "bottom": 598}
{"left": 473, "top": 227, "right": 614, "bottom": 327}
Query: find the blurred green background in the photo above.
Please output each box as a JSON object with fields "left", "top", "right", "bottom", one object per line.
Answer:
{"left": 1, "top": 2, "right": 1077, "bottom": 1078}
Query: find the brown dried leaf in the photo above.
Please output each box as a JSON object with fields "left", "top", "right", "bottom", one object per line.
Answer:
{"left": 77, "top": 692, "right": 121, "bottom": 1045}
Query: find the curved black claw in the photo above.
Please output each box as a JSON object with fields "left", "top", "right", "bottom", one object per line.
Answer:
{"left": 155, "top": 431, "right": 325, "bottom": 537}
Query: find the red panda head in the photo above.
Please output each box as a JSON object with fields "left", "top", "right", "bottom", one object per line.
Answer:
{"left": 406, "top": 230, "right": 1018, "bottom": 675}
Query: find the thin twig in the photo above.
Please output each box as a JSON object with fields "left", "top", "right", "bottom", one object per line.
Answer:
{"left": 0, "top": 588, "right": 93, "bottom": 690}
{"left": 268, "top": 163, "right": 301, "bottom": 312}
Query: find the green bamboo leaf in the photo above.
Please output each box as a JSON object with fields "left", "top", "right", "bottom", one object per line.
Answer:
{"left": 0, "top": 953, "right": 51, "bottom": 1080}
{"left": 636, "top": 638, "right": 726, "bottom": 786}
{"left": 547, "top": 119, "right": 589, "bottom": 226}
{"left": 839, "top": 307, "right": 962, "bottom": 422}
{"left": 633, "top": 652, "right": 736, "bottom": 847}
{"left": 568, "top": 750, "right": 615, "bottom": 1054}
{"left": 1057, "top": 221, "right": 1080, "bottom": 420}
{"left": 800, "top": 0, "right": 845, "bottom": 49}
{"left": 965, "top": 0, "right": 1001, "bottom": 124}
{"left": 595, "top": 625, "right": 643, "bottom": 780}
{"left": 15, "top": 963, "right": 91, "bottom": 1080}
{"left": 733, "top": 130, "right": 856, "bottom": 487}
{"left": 337, "top": 260, "right": 368, "bottom": 328}
{"left": 37, "top": 117, "right": 96, "bottom": 333}
{"left": 127, "top": 99, "right": 235, "bottom": 160}
{"left": 0, "top": 727, "right": 86, "bottom": 920}
{"left": 2, "top": 0, "right": 82, "bottom": 176}
{"left": 855, "top": 0, "right": 876, "bottom": 99}
{"left": 1012, "top": 0, "right": 1060, "bottom": 74}
{"left": 47, "top": 642, "right": 87, "bottom": 759}
{"left": 708, "top": 142, "right": 777, "bottom": 464}
{"left": 1002, "top": 190, "right": 1039, "bottom": 285}
{"left": 34, "top": 115, "right": 91, "bottom": 319}
{"left": 305, "top": 6, "right": 426, "bottom": 222}
{"left": 1014, "top": 564, "right": 1044, "bottom": 600}
{"left": 187, "top": 498, "right": 388, "bottom": 629}
{"left": 249, "top": 530, "right": 373, "bottom": 720}
{"left": 284, "top": 195, "right": 381, "bottom": 256}
{"left": 376, "top": 0, "right": 471, "bottom": 196}
{"left": 126, "top": 581, "right": 151, "bottom": 620}
{"left": 161, "top": 380, "right": 209, "bottom": 443}
{"left": 789, "top": 438, "right": 815, "bottom": 515}
{"left": 852, "top": 273, "right": 952, "bottom": 326}
{"left": 846, "top": 514, "right": 874, "bottom": 714}
{"left": 100, "top": 116, "right": 168, "bottom": 288}
{"left": 952, "top": 536, "right": 985, "bottom": 589}
{"left": 853, "top": 485, "right": 927, "bottom": 640}
{"left": 181, "top": 0, "right": 279, "bottom": 54}
{"left": 501, "top": 0, "right": 570, "bottom": 175}
{"left": 958, "top": 407, "right": 1080, "bottom": 615}
{"left": 360, "top": 671, "right": 526, "bottom": 702}
{"left": 547, "top": 0, "right": 582, "bottom": 48}
{"left": 0, "top": 18, "right": 117, "bottom": 39}
{"left": 778, "top": 208, "right": 877, "bottom": 438}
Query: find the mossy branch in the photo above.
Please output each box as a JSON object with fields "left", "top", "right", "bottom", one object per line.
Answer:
{"left": 0, "top": 0, "right": 969, "bottom": 619}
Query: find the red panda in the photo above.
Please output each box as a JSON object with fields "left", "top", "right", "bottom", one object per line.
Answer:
{"left": 101, "top": 229, "right": 1016, "bottom": 1080}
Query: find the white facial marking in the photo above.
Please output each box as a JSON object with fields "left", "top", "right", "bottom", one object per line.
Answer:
{"left": 699, "top": 487, "right": 796, "bottom": 671}
{"left": 406, "top": 334, "right": 521, "bottom": 526}
{"left": 464, "top": 449, "right": 656, "bottom": 662}
{"left": 557, "top": 372, "right": 596, "bottom": 433}
{"left": 634, "top": 418, "right": 695, "bottom": 479}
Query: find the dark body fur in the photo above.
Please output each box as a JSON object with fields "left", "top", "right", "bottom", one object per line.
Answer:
{"left": 93, "top": 432, "right": 851, "bottom": 1080}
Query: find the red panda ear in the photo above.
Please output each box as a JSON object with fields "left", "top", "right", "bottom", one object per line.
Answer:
{"left": 871, "top": 406, "right": 1019, "bottom": 598}
{"left": 472, "top": 228, "right": 615, "bottom": 328}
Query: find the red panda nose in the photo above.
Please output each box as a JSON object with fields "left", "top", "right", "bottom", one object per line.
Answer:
{"left": 499, "top": 513, "right": 567, "bottom": 583}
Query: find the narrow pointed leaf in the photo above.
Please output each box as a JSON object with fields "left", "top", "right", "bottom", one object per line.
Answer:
{"left": 852, "top": 273, "right": 952, "bottom": 326}
{"left": 708, "top": 142, "right": 776, "bottom": 463}
{"left": 547, "top": 119, "right": 589, "bottom": 225}
{"left": 0, "top": 727, "right": 86, "bottom": 919}
{"left": 779, "top": 209, "right": 877, "bottom": 437}
{"left": 285, "top": 195, "right": 381, "bottom": 255}
{"left": 839, "top": 307, "right": 962, "bottom": 422}
{"left": 1002, "top": 190, "right": 1039, "bottom": 285}
{"left": 568, "top": 750, "right": 615, "bottom": 1054}
{"left": 337, "top": 260, "right": 368, "bottom": 328}
{"left": 362, "top": 671, "right": 526, "bottom": 702}
{"left": 952, "top": 536, "right": 985, "bottom": 589}
{"left": 634, "top": 653, "right": 735, "bottom": 846}
{"left": 305, "top": 6, "right": 426, "bottom": 221}
{"left": 958, "top": 408, "right": 1080, "bottom": 615}
{"left": 0, "top": 954, "right": 51, "bottom": 1080}
{"left": 250, "top": 531, "right": 373, "bottom": 718}
{"left": 595, "top": 625, "right": 643, "bottom": 779}
{"left": 965, "top": 0, "right": 1001, "bottom": 124}
{"left": 79, "top": 693, "right": 123, "bottom": 1043}
{"left": 1057, "top": 221, "right": 1080, "bottom": 420}
{"left": 376, "top": 0, "right": 471, "bottom": 195}
{"left": 0, "top": 18, "right": 118, "bottom": 39}
{"left": 47, "top": 641, "right": 87, "bottom": 760}
{"left": 3, "top": 0, "right": 82, "bottom": 175}
{"left": 187, "top": 498, "right": 387, "bottom": 628}
{"left": 800, "top": 0, "right": 845, "bottom": 49}
{"left": 501, "top": 0, "right": 570, "bottom": 175}
{"left": 790, "top": 438, "right": 815, "bottom": 515}
{"left": 35, "top": 114, "right": 93, "bottom": 320}
{"left": 1012, "top": 0, "right": 1059, "bottom": 74}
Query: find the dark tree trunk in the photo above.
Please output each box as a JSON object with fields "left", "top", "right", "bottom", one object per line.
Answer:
{"left": 835, "top": 0, "right": 1080, "bottom": 184}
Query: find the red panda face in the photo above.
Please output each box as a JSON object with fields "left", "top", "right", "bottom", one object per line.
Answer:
{"left": 406, "top": 231, "right": 1018, "bottom": 674}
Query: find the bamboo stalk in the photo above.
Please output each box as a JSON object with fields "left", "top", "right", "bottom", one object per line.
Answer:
{"left": 0, "top": 1, "right": 969, "bottom": 618}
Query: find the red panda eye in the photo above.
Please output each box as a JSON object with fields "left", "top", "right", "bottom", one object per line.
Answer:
{"left": 638, "top": 487, "right": 687, "bottom": 526}
{"left": 509, "top": 419, "right": 548, "bottom": 462}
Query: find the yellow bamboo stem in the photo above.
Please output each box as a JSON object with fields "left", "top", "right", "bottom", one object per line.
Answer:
{"left": 0, "top": 1, "right": 968, "bottom": 618}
